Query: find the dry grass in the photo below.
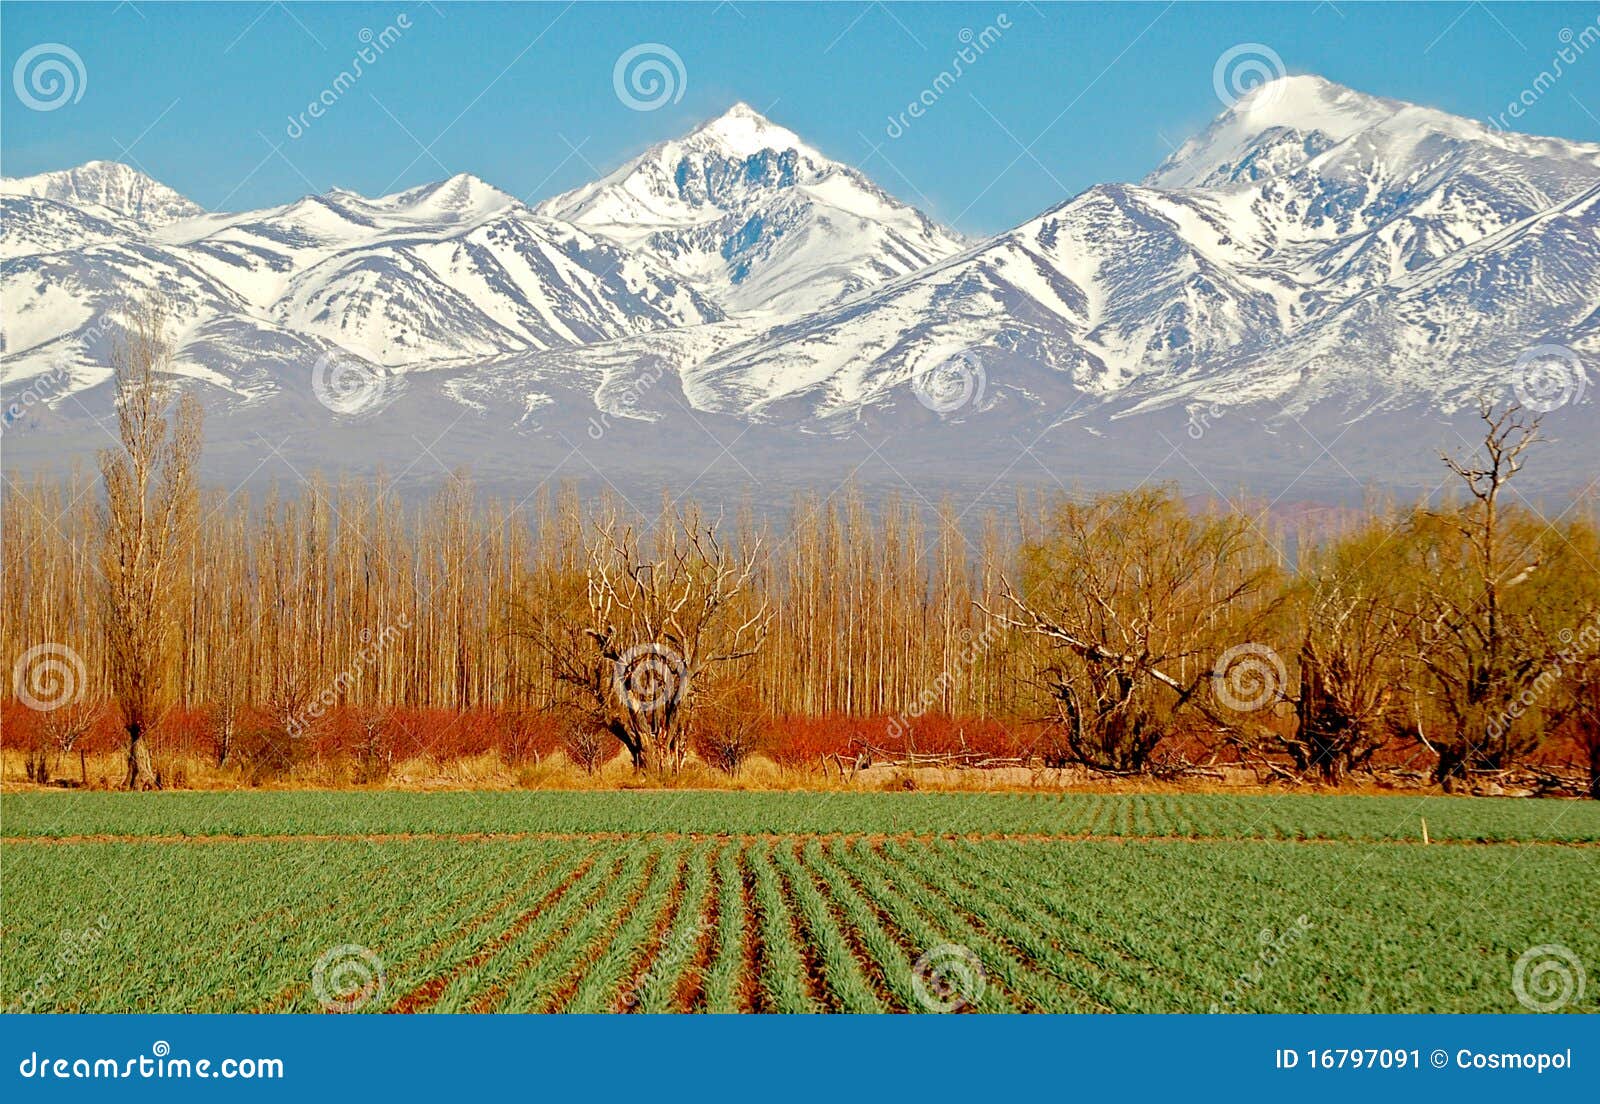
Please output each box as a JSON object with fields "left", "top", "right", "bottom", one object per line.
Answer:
{"left": 0, "top": 746, "right": 1433, "bottom": 798}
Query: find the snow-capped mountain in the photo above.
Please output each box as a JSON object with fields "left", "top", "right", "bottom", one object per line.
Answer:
{"left": 0, "top": 160, "right": 206, "bottom": 227}
{"left": 3, "top": 80, "right": 1596, "bottom": 498}
{"left": 691, "top": 75, "right": 1600, "bottom": 421}
{"left": 1, "top": 167, "right": 723, "bottom": 394}
{"left": 539, "top": 103, "right": 966, "bottom": 315}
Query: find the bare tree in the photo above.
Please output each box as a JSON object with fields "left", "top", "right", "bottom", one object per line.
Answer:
{"left": 561, "top": 715, "right": 614, "bottom": 775}
{"left": 693, "top": 684, "right": 768, "bottom": 776}
{"left": 352, "top": 706, "right": 394, "bottom": 784}
{"left": 44, "top": 699, "right": 98, "bottom": 785}
{"left": 983, "top": 488, "right": 1282, "bottom": 773}
{"left": 1286, "top": 579, "right": 1412, "bottom": 781}
{"left": 98, "top": 298, "right": 202, "bottom": 789}
{"left": 1571, "top": 658, "right": 1600, "bottom": 800}
{"left": 1405, "top": 401, "right": 1572, "bottom": 788}
{"left": 524, "top": 504, "right": 771, "bottom": 773}
{"left": 209, "top": 659, "right": 245, "bottom": 767}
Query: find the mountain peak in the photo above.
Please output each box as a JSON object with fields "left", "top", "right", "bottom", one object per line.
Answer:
{"left": 0, "top": 159, "right": 205, "bottom": 226}
{"left": 1227, "top": 75, "right": 1396, "bottom": 133}
{"left": 1145, "top": 73, "right": 1398, "bottom": 189}
{"left": 537, "top": 99, "right": 962, "bottom": 315}
{"left": 687, "top": 102, "right": 810, "bottom": 159}
{"left": 370, "top": 172, "right": 518, "bottom": 222}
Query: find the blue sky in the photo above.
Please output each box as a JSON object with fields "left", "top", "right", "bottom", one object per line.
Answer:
{"left": 5, "top": 1, "right": 1600, "bottom": 235}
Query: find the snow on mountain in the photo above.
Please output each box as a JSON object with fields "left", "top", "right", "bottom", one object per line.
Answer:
{"left": 1, "top": 169, "right": 721, "bottom": 391}
{"left": 691, "top": 76, "right": 1600, "bottom": 422}
{"left": 687, "top": 181, "right": 1290, "bottom": 418}
{"left": 540, "top": 102, "right": 966, "bottom": 315}
{"left": 0, "top": 160, "right": 205, "bottom": 228}
{"left": 1235, "top": 181, "right": 1600, "bottom": 410}
{"left": 3, "top": 79, "right": 1596, "bottom": 493}
{"left": 0, "top": 195, "right": 144, "bottom": 259}
{"left": 1146, "top": 75, "right": 1400, "bottom": 190}
{"left": 272, "top": 209, "right": 721, "bottom": 365}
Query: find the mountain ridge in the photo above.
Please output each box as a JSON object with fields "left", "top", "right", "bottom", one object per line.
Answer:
{"left": 2, "top": 79, "right": 1595, "bottom": 497}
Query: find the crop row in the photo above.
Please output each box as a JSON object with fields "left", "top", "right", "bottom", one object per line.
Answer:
{"left": 6, "top": 790, "right": 1600, "bottom": 842}
{"left": 3, "top": 836, "right": 1595, "bottom": 1013}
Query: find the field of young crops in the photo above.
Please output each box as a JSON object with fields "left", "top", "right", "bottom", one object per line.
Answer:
{"left": 4, "top": 792, "right": 1596, "bottom": 1014}
{"left": 6, "top": 789, "right": 1600, "bottom": 841}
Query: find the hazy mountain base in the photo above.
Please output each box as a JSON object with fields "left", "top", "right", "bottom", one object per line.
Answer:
{"left": 5, "top": 367, "right": 1594, "bottom": 518}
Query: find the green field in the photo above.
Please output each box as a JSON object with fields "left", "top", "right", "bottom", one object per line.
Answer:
{"left": 3, "top": 792, "right": 1596, "bottom": 1013}
{"left": 6, "top": 789, "right": 1600, "bottom": 841}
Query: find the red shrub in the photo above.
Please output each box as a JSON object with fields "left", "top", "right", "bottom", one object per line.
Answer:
{"left": 765, "top": 713, "right": 1032, "bottom": 768}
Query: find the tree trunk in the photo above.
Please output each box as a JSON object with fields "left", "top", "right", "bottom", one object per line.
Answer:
{"left": 125, "top": 722, "right": 158, "bottom": 790}
{"left": 625, "top": 734, "right": 649, "bottom": 772}
{"left": 26, "top": 744, "right": 49, "bottom": 784}
{"left": 1433, "top": 747, "right": 1466, "bottom": 793}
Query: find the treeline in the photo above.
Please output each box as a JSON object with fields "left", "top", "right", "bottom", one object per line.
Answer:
{"left": 2, "top": 303, "right": 1598, "bottom": 794}
{"left": 2, "top": 472, "right": 1041, "bottom": 761}
{"left": 5, "top": 430, "right": 1598, "bottom": 794}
